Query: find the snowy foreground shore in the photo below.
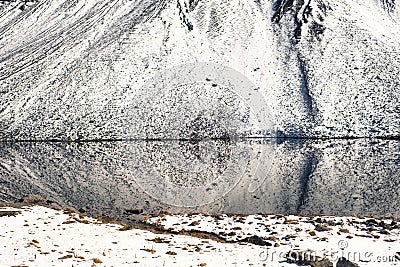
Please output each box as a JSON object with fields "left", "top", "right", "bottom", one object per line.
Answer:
{"left": 1, "top": 205, "right": 399, "bottom": 267}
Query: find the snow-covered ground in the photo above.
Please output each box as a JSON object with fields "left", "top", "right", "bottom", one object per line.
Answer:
{"left": 1, "top": 205, "right": 399, "bottom": 266}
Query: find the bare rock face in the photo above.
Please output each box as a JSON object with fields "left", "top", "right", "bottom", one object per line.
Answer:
{"left": 0, "top": 0, "right": 399, "bottom": 140}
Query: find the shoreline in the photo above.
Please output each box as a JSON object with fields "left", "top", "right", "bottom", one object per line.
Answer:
{"left": 1, "top": 204, "right": 399, "bottom": 266}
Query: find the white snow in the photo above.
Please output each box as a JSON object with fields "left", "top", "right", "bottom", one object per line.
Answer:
{"left": 1, "top": 205, "right": 399, "bottom": 266}
{"left": 1, "top": 0, "right": 399, "bottom": 139}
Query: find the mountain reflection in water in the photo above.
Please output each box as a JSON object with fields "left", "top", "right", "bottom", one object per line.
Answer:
{"left": 0, "top": 139, "right": 399, "bottom": 222}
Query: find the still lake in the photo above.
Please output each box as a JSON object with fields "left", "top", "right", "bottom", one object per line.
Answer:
{"left": 0, "top": 139, "right": 399, "bottom": 222}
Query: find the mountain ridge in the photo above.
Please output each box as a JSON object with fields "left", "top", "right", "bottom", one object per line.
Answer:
{"left": 0, "top": 0, "right": 399, "bottom": 140}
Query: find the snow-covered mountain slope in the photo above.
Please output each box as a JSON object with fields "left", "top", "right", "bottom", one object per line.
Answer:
{"left": 0, "top": 0, "right": 399, "bottom": 140}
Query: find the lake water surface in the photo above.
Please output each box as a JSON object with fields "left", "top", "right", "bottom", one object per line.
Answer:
{"left": 0, "top": 139, "right": 399, "bottom": 222}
